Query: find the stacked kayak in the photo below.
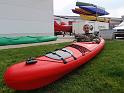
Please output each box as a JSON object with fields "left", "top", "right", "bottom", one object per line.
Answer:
{"left": 4, "top": 38, "right": 105, "bottom": 90}
{"left": 80, "top": 14, "right": 97, "bottom": 21}
{"left": 72, "top": 8, "right": 94, "bottom": 15}
{"left": 76, "top": 2, "right": 105, "bottom": 10}
{"left": 0, "top": 36, "right": 57, "bottom": 46}
{"left": 79, "top": 6, "right": 109, "bottom": 15}
{"left": 76, "top": 1, "right": 94, "bottom": 6}
{"left": 79, "top": 14, "right": 109, "bottom": 22}
{"left": 72, "top": 1, "right": 110, "bottom": 22}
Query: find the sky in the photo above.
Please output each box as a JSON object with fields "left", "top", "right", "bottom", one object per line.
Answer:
{"left": 53, "top": 0, "right": 124, "bottom": 18}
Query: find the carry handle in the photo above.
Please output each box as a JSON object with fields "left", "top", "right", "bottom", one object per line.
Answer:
{"left": 26, "top": 57, "right": 37, "bottom": 64}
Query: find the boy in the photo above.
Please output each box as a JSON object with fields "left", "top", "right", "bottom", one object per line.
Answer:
{"left": 75, "top": 24, "right": 100, "bottom": 43}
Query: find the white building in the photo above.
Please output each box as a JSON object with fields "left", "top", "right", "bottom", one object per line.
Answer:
{"left": 0, "top": 0, "right": 54, "bottom": 36}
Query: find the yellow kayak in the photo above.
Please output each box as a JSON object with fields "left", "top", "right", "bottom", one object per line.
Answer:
{"left": 80, "top": 14, "right": 110, "bottom": 22}
{"left": 80, "top": 14, "right": 96, "bottom": 21}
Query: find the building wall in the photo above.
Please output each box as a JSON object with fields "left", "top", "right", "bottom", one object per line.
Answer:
{"left": 0, "top": 0, "right": 54, "bottom": 36}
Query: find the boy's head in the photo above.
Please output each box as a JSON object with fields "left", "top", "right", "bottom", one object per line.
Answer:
{"left": 83, "top": 24, "right": 90, "bottom": 33}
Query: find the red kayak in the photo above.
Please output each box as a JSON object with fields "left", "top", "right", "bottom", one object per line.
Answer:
{"left": 4, "top": 38, "right": 105, "bottom": 90}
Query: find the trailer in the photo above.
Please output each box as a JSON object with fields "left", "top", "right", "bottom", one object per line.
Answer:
{"left": 72, "top": 20, "right": 109, "bottom": 34}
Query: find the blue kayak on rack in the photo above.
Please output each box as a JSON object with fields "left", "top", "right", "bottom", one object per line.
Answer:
{"left": 79, "top": 6, "right": 109, "bottom": 15}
